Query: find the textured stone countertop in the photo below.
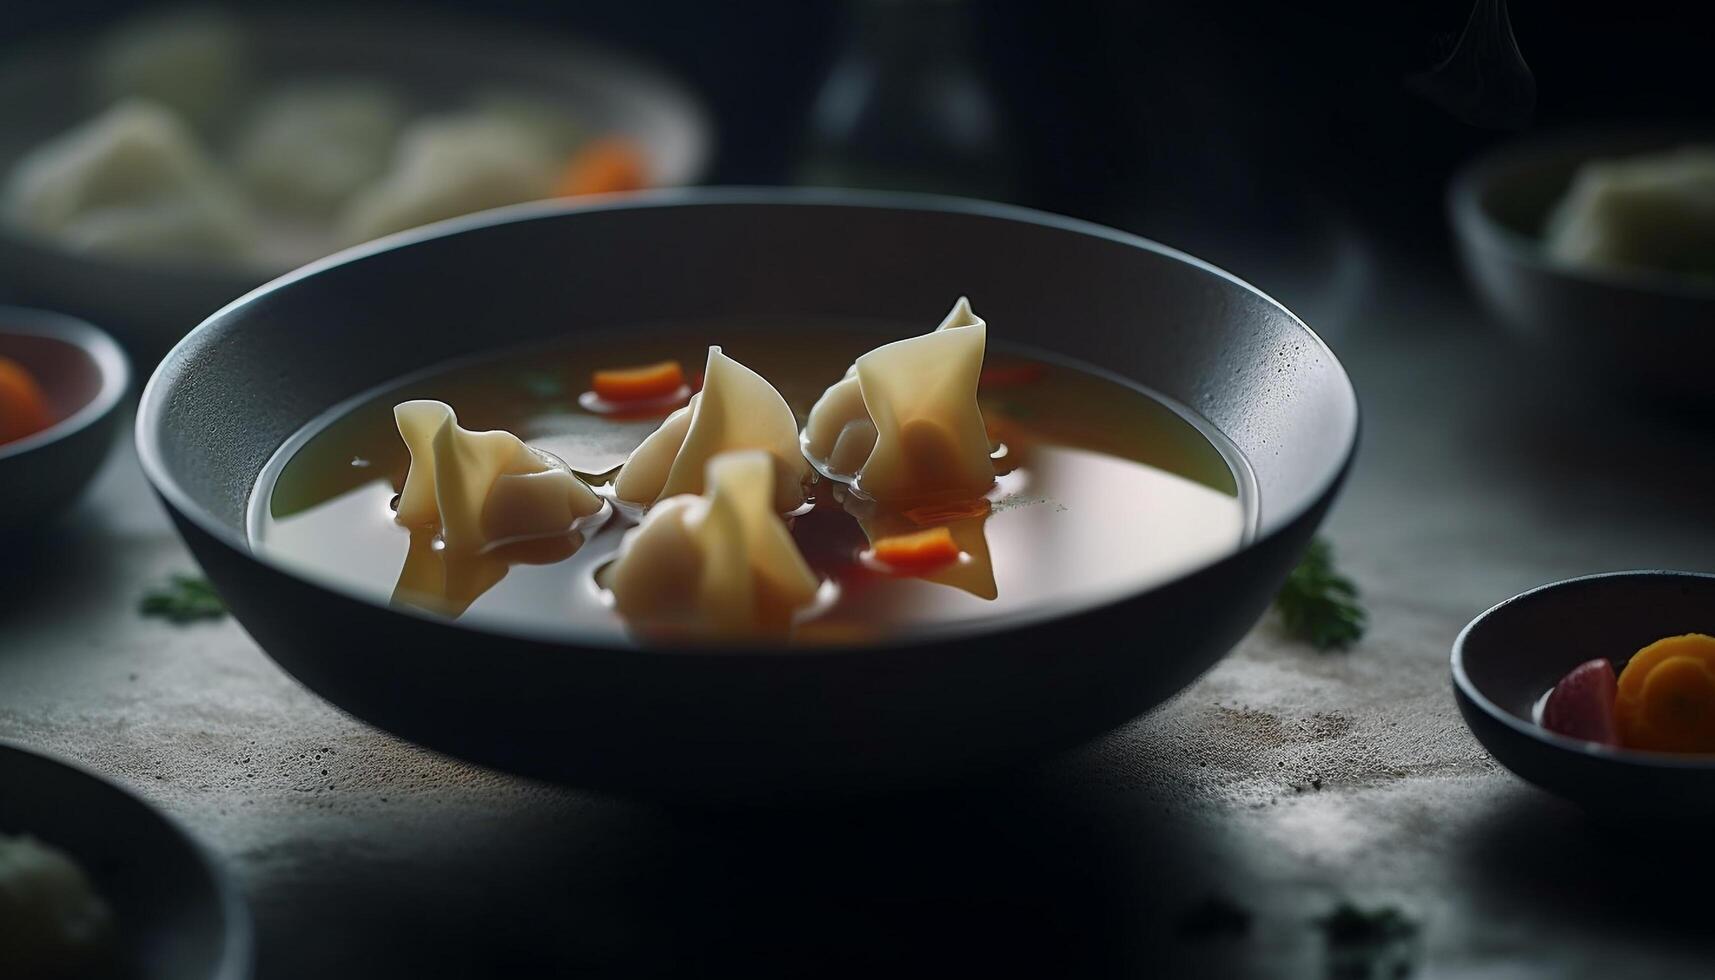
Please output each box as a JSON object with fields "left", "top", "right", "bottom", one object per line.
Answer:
{"left": 4, "top": 239, "right": 1714, "bottom": 979}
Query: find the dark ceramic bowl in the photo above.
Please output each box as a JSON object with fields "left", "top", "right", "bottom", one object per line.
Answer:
{"left": 1453, "top": 570, "right": 1715, "bottom": 818}
{"left": 136, "top": 189, "right": 1359, "bottom": 800}
{"left": 1448, "top": 128, "right": 1715, "bottom": 407}
{"left": 0, "top": 739, "right": 251, "bottom": 979}
{"left": 0, "top": 307, "right": 129, "bottom": 535}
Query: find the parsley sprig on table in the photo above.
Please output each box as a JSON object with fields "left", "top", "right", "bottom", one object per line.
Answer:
{"left": 140, "top": 574, "right": 227, "bottom": 624}
{"left": 1274, "top": 537, "right": 1366, "bottom": 650}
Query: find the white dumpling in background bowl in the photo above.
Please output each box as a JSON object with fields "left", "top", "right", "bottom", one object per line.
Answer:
{"left": 1546, "top": 145, "right": 1715, "bottom": 281}
{"left": 466, "top": 89, "right": 588, "bottom": 159}
{"left": 394, "top": 399, "right": 605, "bottom": 553}
{"left": 613, "top": 346, "right": 810, "bottom": 512}
{"left": 91, "top": 6, "right": 249, "bottom": 128}
{"left": 604, "top": 449, "right": 821, "bottom": 637}
{"left": 233, "top": 79, "right": 406, "bottom": 216}
{"left": 1, "top": 99, "right": 260, "bottom": 265}
{"left": 337, "top": 111, "right": 566, "bottom": 245}
{"left": 803, "top": 296, "right": 994, "bottom": 503}
{"left": 0, "top": 833, "right": 114, "bottom": 977}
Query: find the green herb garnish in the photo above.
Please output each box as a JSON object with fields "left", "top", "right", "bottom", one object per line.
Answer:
{"left": 1275, "top": 537, "right": 1366, "bottom": 650}
{"left": 140, "top": 574, "right": 227, "bottom": 623}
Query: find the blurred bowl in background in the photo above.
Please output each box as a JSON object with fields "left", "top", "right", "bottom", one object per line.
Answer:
{"left": 0, "top": 738, "right": 251, "bottom": 979}
{"left": 0, "top": 8, "right": 711, "bottom": 352}
{"left": 1449, "top": 128, "right": 1715, "bottom": 409}
{"left": 0, "top": 306, "right": 128, "bottom": 537}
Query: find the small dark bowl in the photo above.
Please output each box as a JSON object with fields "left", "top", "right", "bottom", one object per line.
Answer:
{"left": 1453, "top": 570, "right": 1715, "bottom": 818}
{"left": 0, "top": 739, "right": 252, "bottom": 979}
{"left": 137, "top": 189, "right": 1359, "bottom": 801}
{"left": 1448, "top": 128, "right": 1715, "bottom": 407}
{"left": 0, "top": 307, "right": 129, "bottom": 535}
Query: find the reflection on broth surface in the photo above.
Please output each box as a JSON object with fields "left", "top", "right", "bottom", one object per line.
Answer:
{"left": 251, "top": 320, "right": 1253, "bottom": 645}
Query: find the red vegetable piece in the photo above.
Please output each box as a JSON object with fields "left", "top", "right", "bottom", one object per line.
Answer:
{"left": 979, "top": 362, "right": 1046, "bottom": 388}
{"left": 1541, "top": 658, "right": 1620, "bottom": 746}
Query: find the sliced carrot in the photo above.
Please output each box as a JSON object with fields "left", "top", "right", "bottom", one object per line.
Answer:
{"left": 556, "top": 137, "right": 651, "bottom": 198}
{"left": 0, "top": 356, "right": 53, "bottom": 445}
{"left": 592, "top": 360, "right": 686, "bottom": 403}
{"left": 979, "top": 362, "right": 1046, "bottom": 388}
{"left": 870, "top": 526, "right": 962, "bottom": 573}
{"left": 1616, "top": 633, "right": 1715, "bottom": 753}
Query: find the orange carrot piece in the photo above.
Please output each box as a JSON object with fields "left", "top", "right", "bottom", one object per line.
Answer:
{"left": 0, "top": 356, "right": 53, "bottom": 445}
{"left": 871, "top": 526, "right": 962, "bottom": 572}
{"left": 592, "top": 360, "right": 686, "bottom": 403}
{"left": 556, "top": 137, "right": 651, "bottom": 197}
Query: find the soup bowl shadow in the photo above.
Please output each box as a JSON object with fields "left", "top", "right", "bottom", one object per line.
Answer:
{"left": 136, "top": 189, "right": 1358, "bottom": 801}
{"left": 1453, "top": 570, "right": 1715, "bottom": 820}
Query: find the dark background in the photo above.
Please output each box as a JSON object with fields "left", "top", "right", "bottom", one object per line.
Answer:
{"left": 1, "top": 0, "right": 1706, "bottom": 247}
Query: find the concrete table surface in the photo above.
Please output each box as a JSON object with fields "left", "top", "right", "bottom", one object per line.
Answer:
{"left": 4, "top": 240, "right": 1714, "bottom": 979}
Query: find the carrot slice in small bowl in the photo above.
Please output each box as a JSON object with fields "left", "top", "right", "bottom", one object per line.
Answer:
{"left": 868, "top": 526, "right": 963, "bottom": 574}
{"left": 0, "top": 355, "right": 54, "bottom": 445}
{"left": 592, "top": 360, "right": 686, "bottom": 403}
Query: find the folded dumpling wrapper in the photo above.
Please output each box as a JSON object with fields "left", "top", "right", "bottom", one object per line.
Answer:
{"left": 234, "top": 80, "right": 407, "bottom": 217}
{"left": 2, "top": 99, "right": 259, "bottom": 262}
{"left": 394, "top": 400, "right": 603, "bottom": 552}
{"left": 337, "top": 111, "right": 562, "bottom": 245}
{"left": 605, "top": 450, "right": 820, "bottom": 635}
{"left": 803, "top": 297, "right": 994, "bottom": 502}
{"left": 391, "top": 528, "right": 584, "bottom": 619}
{"left": 614, "top": 347, "right": 810, "bottom": 511}
{"left": 93, "top": 7, "right": 248, "bottom": 126}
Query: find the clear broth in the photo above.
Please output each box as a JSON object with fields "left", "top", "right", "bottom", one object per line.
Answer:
{"left": 250, "top": 319, "right": 1255, "bottom": 645}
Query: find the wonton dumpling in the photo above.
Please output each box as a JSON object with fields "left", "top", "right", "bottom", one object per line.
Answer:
{"left": 467, "top": 89, "right": 587, "bottom": 158}
{"left": 392, "top": 527, "right": 585, "bottom": 618}
{"left": 234, "top": 79, "right": 406, "bottom": 215}
{"left": 93, "top": 7, "right": 249, "bottom": 126}
{"left": 394, "top": 400, "right": 603, "bottom": 552}
{"left": 605, "top": 450, "right": 820, "bottom": 634}
{"left": 803, "top": 297, "right": 994, "bottom": 502}
{"left": 613, "top": 347, "right": 810, "bottom": 511}
{"left": 2, "top": 100, "right": 258, "bottom": 262}
{"left": 337, "top": 112, "right": 562, "bottom": 244}
{"left": 1546, "top": 146, "right": 1715, "bottom": 280}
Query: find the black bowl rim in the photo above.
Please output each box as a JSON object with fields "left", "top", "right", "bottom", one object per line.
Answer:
{"left": 0, "top": 736, "right": 254, "bottom": 980}
{"left": 136, "top": 186, "right": 1360, "bottom": 654}
{"left": 1451, "top": 568, "right": 1715, "bottom": 771}
{"left": 1447, "top": 124, "right": 1715, "bottom": 302}
{"left": 0, "top": 304, "right": 130, "bottom": 461}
